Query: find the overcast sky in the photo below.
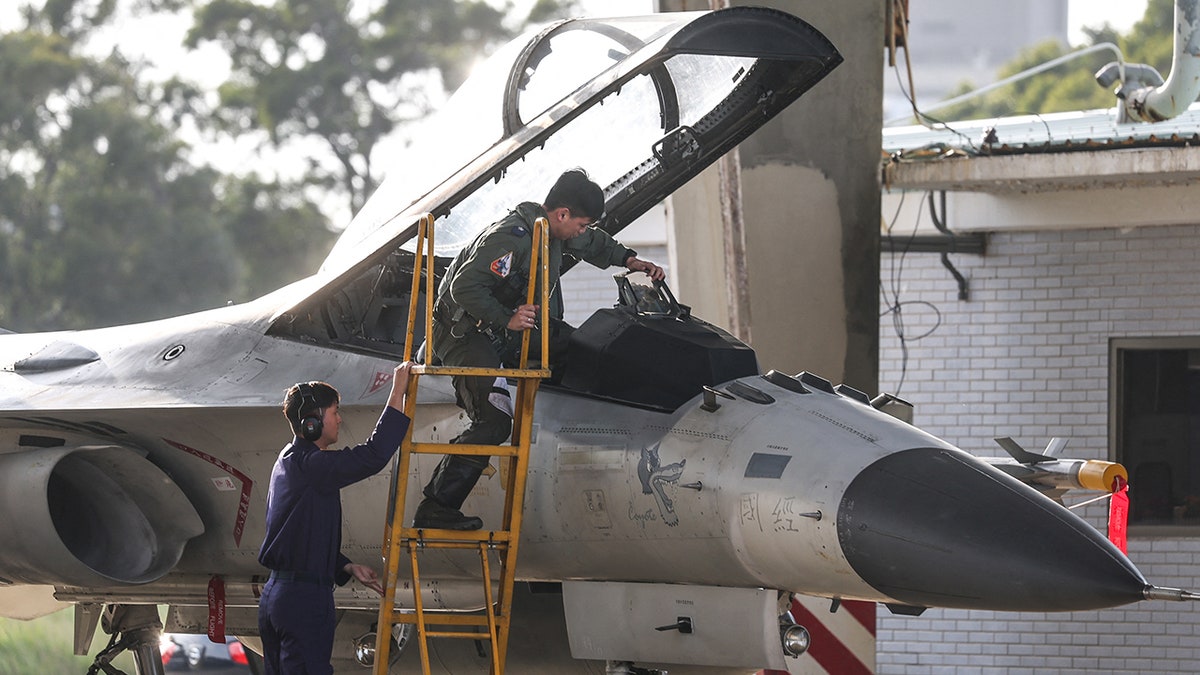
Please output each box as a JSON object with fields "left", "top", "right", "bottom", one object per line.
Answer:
{"left": 1069, "top": 0, "right": 1149, "bottom": 44}
{"left": 0, "top": 1, "right": 1153, "bottom": 63}
{"left": 0, "top": 0, "right": 1154, "bottom": 206}
{"left": 0, "top": 1, "right": 1152, "bottom": 46}
{"left": 0, "top": 0, "right": 1158, "bottom": 139}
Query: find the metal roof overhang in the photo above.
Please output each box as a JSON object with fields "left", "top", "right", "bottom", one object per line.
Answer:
{"left": 885, "top": 145, "right": 1200, "bottom": 194}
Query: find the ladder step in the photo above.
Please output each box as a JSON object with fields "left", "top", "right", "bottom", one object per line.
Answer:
{"left": 392, "top": 613, "right": 505, "bottom": 627}
{"left": 425, "top": 630, "right": 494, "bottom": 640}
{"left": 401, "top": 528, "right": 512, "bottom": 544}
{"left": 413, "top": 365, "right": 551, "bottom": 379}
{"left": 409, "top": 442, "right": 523, "bottom": 457}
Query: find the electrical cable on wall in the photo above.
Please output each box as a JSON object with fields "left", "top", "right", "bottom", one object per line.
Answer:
{"left": 887, "top": 0, "right": 980, "bottom": 153}
{"left": 880, "top": 189, "right": 944, "bottom": 397}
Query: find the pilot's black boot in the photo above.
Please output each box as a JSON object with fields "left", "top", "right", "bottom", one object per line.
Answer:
{"left": 414, "top": 455, "right": 488, "bottom": 530}
{"left": 415, "top": 366, "right": 513, "bottom": 530}
{"left": 413, "top": 498, "right": 482, "bottom": 531}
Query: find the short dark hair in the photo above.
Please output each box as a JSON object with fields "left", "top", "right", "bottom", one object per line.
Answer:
{"left": 282, "top": 381, "right": 339, "bottom": 435}
{"left": 544, "top": 168, "right": 604, "bottom": 220}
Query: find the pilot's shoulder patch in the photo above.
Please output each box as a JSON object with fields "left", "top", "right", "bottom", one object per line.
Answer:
{"left": 490, "top": 251, "right": 514, "bottom": 278}
{"left": 509, "top": 225, "right": 528, "bottom": 238}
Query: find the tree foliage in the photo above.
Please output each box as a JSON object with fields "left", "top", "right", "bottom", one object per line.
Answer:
{"left": 0, "top": 0, "right": 573, "bottom": 331}
{"left": 930, "top": 0, "right": 1176, "bottom": 121}
{"left": 0, "top": 7, "right": 334, "bottom": 331}
{"left": 3, "top": 29, "right": 212, "bottom": 329}
{"left": 180, "top": 0, "right": 574, "bottom": 214}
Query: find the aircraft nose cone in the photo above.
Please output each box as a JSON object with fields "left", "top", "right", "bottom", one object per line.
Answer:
{"left": 837, "top": 447, "right": 1147, "bottom": 612}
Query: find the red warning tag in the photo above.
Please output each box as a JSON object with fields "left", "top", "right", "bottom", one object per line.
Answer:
{"left": 1108, "top": 476, "right": 1129, "bottom": 554}
{"left": 207, "top": 575, "right": 227, "bottom": 644}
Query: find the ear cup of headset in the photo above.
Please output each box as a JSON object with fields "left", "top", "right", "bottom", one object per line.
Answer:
{"left": 296, "top": 383, "right": 324, "bottom": 442}
{"left": 299, "top": 414, "right": 323, "bottom": 442}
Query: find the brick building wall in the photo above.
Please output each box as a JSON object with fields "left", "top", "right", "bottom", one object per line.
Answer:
{"left": 876, "top": 223, "right": 1200, "bottom": 673}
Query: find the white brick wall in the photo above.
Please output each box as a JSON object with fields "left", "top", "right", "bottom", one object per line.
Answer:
{"left": 877, "top": 224, "right": 1200, "bottom": 674}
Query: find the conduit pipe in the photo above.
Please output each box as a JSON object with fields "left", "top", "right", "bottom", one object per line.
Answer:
{"left": 1108, "top": 0, "right": 1200, "bottom": 122}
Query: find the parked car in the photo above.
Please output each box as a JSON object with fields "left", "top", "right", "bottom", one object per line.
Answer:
{"left": 161, "top": 633, "right": 261, "bottom": 674}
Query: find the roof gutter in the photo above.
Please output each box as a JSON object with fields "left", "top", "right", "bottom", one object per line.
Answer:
{"left": 1100, "top": 0, "right": 1200, "bottom": 123}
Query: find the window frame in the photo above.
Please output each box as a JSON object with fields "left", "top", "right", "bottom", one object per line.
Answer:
{"left": 1111, "top": 336, "right": 1200, "bottom": 537}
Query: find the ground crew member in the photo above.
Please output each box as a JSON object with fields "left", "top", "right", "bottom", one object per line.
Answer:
{"left": 257, "top": 362, "right": 412, "bottom": 674}
{"left": 413, "top": 169, "right": 663, "bottom": 530}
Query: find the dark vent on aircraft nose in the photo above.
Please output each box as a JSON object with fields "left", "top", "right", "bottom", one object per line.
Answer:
{"left": 646, "top": 425, "right": 732, "bottom": 441}
{"left": 19, "top": 435, "right": 66, "bottom": 448}
{"left": 834, "top": 384, "right": 871, "bottom": 405}
{"left": 727, "top": 381, "right": 774, "bottom": 404}
{"left": 558, "top": 425, "right": 633, "bottom": 436}
{"left": 762, "top": 370, "right": 809, "bottom": 394}
{"left": 797, "top": 371, "right": 836, "bottom": 393}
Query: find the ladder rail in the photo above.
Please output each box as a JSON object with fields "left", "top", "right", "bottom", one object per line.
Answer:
{"left": 519, "top": 207, "right": 551, "bottom": 370}
{"left": 382, "top": 213, "right": 433, "bottom": 560}
{"left": 478, "top": 542, "right": 502, "bottom": 674}
{"left": 491, "top": 221, "right": 547, "bottom": 667}
{"left": 373, "top": 213, "right": 433, "bottom": 672}
{"left": 374, "top": 374, "right": 420, "bottom": 667}
{"left": 401, "top": 212, "right": 433, "bottom": 364}
{"left": 373, "top": 213, "right": 549, "bottom": 675}
{"left": 408, "top": 541, "right": 432, "bottom": 675}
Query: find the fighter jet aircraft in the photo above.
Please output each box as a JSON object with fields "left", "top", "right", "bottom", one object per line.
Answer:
{"left": 0, "top": 7, "right": 1194, "bottom": 675}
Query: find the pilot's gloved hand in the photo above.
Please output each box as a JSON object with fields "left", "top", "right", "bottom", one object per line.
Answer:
{"left": 625, "top": 257, "right": 665, "bottom": 281}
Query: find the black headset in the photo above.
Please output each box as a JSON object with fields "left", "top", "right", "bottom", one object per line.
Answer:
{"left": 296, "top": 382, "right": 324, "bottom": 442}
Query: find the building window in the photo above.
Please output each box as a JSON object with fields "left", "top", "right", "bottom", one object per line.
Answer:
{"left": 1113, "top": 338, "right": 1200, "bottom": 530}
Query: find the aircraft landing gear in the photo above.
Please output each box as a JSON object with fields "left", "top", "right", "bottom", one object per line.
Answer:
{"left": 86, "top": 605, "right": 165, "bottom": 675}
{"left": 606, "top": 661, "right": 666, "bottom": 675}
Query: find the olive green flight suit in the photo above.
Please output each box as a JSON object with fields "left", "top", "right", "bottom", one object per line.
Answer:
{"left": 422, "top": 201, "right": 636, "bottom": 510}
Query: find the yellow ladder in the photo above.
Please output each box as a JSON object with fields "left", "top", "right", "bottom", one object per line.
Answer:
{"left": 373, "top": 213, "right": 550, "bottom": 674}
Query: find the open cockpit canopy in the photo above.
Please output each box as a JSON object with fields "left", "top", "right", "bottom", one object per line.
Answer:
{"left": 269, "top": 7, "right": 840, "bottom": 369}
{"left": 318, "top": 6, "right": 840, "bottom": 284}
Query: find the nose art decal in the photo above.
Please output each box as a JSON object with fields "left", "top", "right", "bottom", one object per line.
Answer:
{"left": 637, "top": 442, "right": 686, "bottom": 526}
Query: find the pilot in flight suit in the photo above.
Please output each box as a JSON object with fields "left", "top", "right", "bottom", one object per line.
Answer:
{"left": 414, "top": 169, "right": 664, "bottom": 530}
{"left": 257, "top": 363, "right": 412, "bottom": 675}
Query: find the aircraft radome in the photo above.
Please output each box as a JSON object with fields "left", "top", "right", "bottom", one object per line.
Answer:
{"left": 0, "top": 7, "right": 1194, "bottom": 674}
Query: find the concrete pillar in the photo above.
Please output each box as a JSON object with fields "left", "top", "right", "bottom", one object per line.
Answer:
{"left": 659, "top": 0, "right": 883, "bottom": 391}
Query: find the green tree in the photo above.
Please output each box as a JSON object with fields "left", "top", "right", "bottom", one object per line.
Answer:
{"left": 931, "top": 0, "right": 1176, "bottom": 121}
{"left": 0, "top": 0, "right": 577, "bottom": 331}
{"left": 0, "top": 27, "right": 232, "bottom": 330}
{"left": 180, "top": 0, "right": 577, "bottom": 216}
{"left": 214, "top": 173, "right": 332, "bottom": 295}
{"left": 0, "top": 3, "right": 332, "bottom": 331}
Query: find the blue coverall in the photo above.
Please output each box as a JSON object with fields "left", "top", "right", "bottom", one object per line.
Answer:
{"left": 257, "top": 406, "right": 409, "bottom": 674}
